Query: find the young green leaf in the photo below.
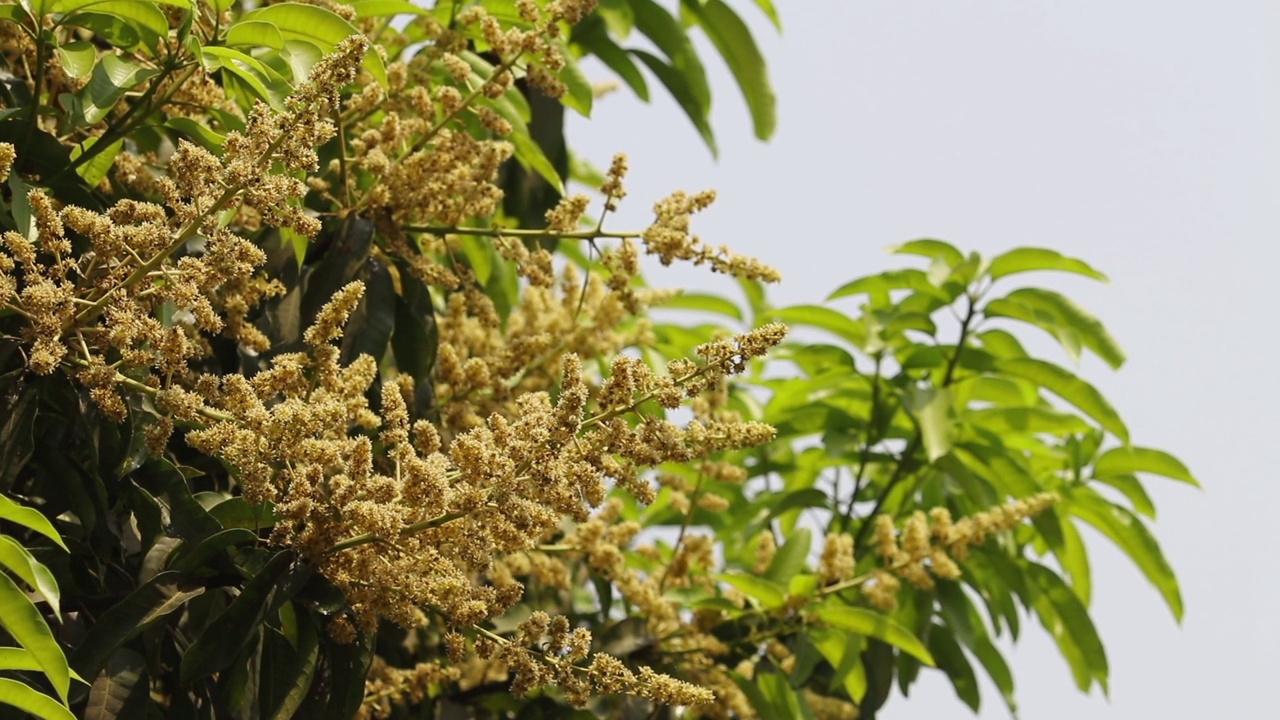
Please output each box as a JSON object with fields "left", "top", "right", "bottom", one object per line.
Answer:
{"left": 1092, "top": 446, "right": 1199, "bottom": 488}
{"left": 995, "top": 358, "right": 1129, "bottom": 442}
{"left": 0, "top": 572, "right": 70, "bottom": 703}
{"left": 816, "top": 601, "right": 935, "bottom": 666}
{"left": 0, "top": 677, "right": 76, "bottom": 720}
{"left": 987, "top": 247, "right": 1108, "bottom": 282}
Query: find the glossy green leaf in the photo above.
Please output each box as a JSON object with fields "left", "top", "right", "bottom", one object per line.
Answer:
{"left": 0, "top": 647, "right": 42, "bottom": 672}
{"left": 827, "top": 268, "right": 948, "bottom": 303}
{"left": 684, "top": 0, "right": 776, "bottom": 140}
{"left": 987, "top": 247, "right": 1108, "bottom": 282}
{"left": 0, "top": 535, "right": 61, "bottom": 619}
{"left": 70, "top": 571, "right": 205, "bottom": 680}
{"left": 1065, "top": 487, "right": 1182, "bottom": 621}
{"left": 0, "top": 678, "right": 75, "bottom": 720}
{"left": 1092, "top": 446, "right": 1199, "bottom": 488}
{"left": 181, "top": 551, "right": 295, "bottom": 682}
{"left": 349, "top": 0, "right": 425, "bottom": 18}
{"left": 718, "top": 572, "right": 786, "bottom": 608}
{"left": 224, "top": 19, "right": 285, "bottom": 50}
{"left": 201, "top": 45, "right": 290, "bottom": 110}
{"left": 165, "top": 116, "right": 227, "bottom": 153}
{"left": 509, "top": 129, "right": 567, "bottom": 195}
{"left": 984, "top": 287, "right": 1125, "bottom": 369}
{"left": 77, "top": 53, "right": 160, "bottom": 125}
{"left": 964, "top": 405, "right": 1091, "bottom": 436}
{"left": 238, "top": 3, "right": 387, "bottom": 86}
{"left": 55, "top": 41, "right": 96, "bottom": 80}
{"left": 69, "top": 136, "right": 122, "bottom": 187}
{"left": 58, "top": 1, "right": 169, "bottom": 40}
{"left": 1092, "top": 473, "right": 1156, "bottom": 518}
{"left": 0, "top": 572, "right": 69, "bottom": 703}
{"left": 816, "top": 601, "right": 935, "bottom": 666}
{"left": 267, "top": 607, "right": 319, "bottom": 720}
{"left": 995, "top": 358, "right": 1129, "bottom": 442}
{"left": 0, "top": 495, "right": 66, "bottom": 551}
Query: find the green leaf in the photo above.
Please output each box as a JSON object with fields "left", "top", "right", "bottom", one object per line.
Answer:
{"left": 755, "top": 669, "right": 813, "bottom": 720}
{"left": 509, "top": 129, "right": 566, "bottom": 195}
{"left": 224, "top": 19, "right": 285, "bottom": 50}
{"left": 984, "top": 287, "right": 1125, "bottom": 369}
{"left": 769, "top": 305, "right": 865, "bottom": 348}
{"left": 201, "top": 45, "right": 290, "bottom": 110}
{"left": 683, "top": 0, "right": 776, "bottom": 140}
{"left": 0, "top": 495, "right": 66, "bottom": 551}
{"left": 0, "top": 677, "right": 75, "bottom": 720}
{"left": 987, "top": 247, "right": 1108, "bottom": 282}
{"left": 555, "top": 41, "right": 593, "bottom": 117}
{"left": 238, "top": 3, "right": 387, "bottom": 86}
{"left": 267, "top": 611, "right": 320, "bottom": 720}
{"left": 718, "top": 572, "right": 786, "bottom": 609}
{"left": 84, "top": 649, "right": 146, "bottom": 720}
{"left": 348, "top": 0, "right": 426, "bottom": 18}
{"left": 810, "top": 626, "right": 866, "bottom": 701}
{"left": 816, "top": 601, "right": 935, "bottom": 666}
{"left": 631, "top": 0, "right": 710, "bottom": 107}
{"left": 936, "top": 583, "right": 1016, "bottom": 714}
{"left": 55, "top": 41, "right": 97, "bottom": 80}
{"left": 995, "top": 358, "right": 1129, "bottom": 442}
{"left": 165, "top": 116, "right": 227, "bottom": 153}
{"left": 57, "top": 1, "right": 170, "bottom": 41}
{"left": 965, "top": 406, "right": 1091, "bottom": 436}
{"left": 1064, "top": 487, "right": 1182, "bottom": 621}
{"left": 181, "top": 551, "right": 295, "bottom": 682}
{"left": 208, "top": 497, "right": 278, "bottom": 530}
{"left": 0, "top": 647, "right": 42, "bottom": 672}
{"left": 0, "top": 571, "right": 70, "bottom": 703}
{"left": 763, "top": 527, "right": 810, "bottom": 584}
{"left": 632, "top": 49, "right": 716, "bottom": 155}
{"left": 167, "top": 527, "right": 258, "bottom": 574}
{"left": 656, "top": 291, "right": 743, "bottom": 320}
{"left": 69, "top": 136, "right": 122, "bottom": 187}
{"left": 77, "top": 53, "right": 160, "bottom": 126}
{"left": 888, "top": 238, "right": 965, "bottom": 267}
{"left": 928, "top": 624, "right": 980, "bottom": 711}
{"left": 0, "top": 535, "right": 61, "bottom": 619}
{"left": 906, "top": 386, "right": 953, "bottom": 462}
{"left": 1056, "top": 515, "right": 1093, "bottom": 603}
{"left": 70, "top": 571, "right": 205, "bottom": 681}
{"left": 572, "top": 15, "right": 649, "bottom": 101}
{"left": 1092, "top": 446, "right": 1199, "bottom": 488}
{"left": 1025, "top": 562, "right": 1109, "bottom": 693}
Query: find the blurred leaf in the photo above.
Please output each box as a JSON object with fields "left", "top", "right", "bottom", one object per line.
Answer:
{"left": 905, "top": 386, "right": 953, "bottom": 462}
{"left": 167, "top": 527, "right": 258, "bottom": 574}
{"left": 1024, "top": 562, "right": 1108, "bottom": 693}
{"left": 888, "top": 238, "right": 965, "bottom": 267}
{"left": 1092, "top": 446, "right": 1199, "bottom": 488}
{"left": 683, "top": 0, "right": 776, "bottom": 140}
{"left": 509, "top": 129, "right": 567, "bottom": 195}
{"left": 718, "top": 572, "right": 786, "bottom": 609}
{"left": 763, "top": 527, "right": 810, "bottom": 584}
{"left": 339, "top": 257, "right": 395, "bottom": 366}
{"left": 225, "top": 19, "right": 285, "bottom": 49}
{"left": 267, "top": 608, "right": 319, "bottom": 720}
{"left": 928, "top": 624, "right": 980, "bottom": 711}
{"left": 810, "top": 626, "right": 866, "bottom": 701}
{"left": 555, "top": 42, "right": 594, "bottom": 116}
{"left": 208, "top": 497, "right": 278, "bottom": 530}
{"left": 632, "top": 49, "right": 716, "bottom": 154}
{"left": 349, "top": 0, "right": 426, "bottom": 17}
{"left": 54, "top": 41, "right": 97, "bottom": 80}
{"left": 572, "top": 14, "right": 649, "bottom": 100}
{"left": 69, "top": 136, "right": 122, "bottom": 187}
{"left": 201, "top": 45, "right": 291, "bottom": 110}
{"left": 816, "top": 601, "right": 935, "bottom": 666}
{"left": 984, "top": 288, "right": 1125, "bottom": 369}
{"left": 770, "top": 305, "right": 865, "bottom": 348}
{"left": 987, "top": 247, "right": 1108, "bottom": 282}
{"left": 995, "top": 358, "right": 1129, "bottom": 442}
{"left": 165, "top": 117, "right": 228, "bottom": 155}
{"left": 656, "top": 291, "right": 744, "bottom": 320}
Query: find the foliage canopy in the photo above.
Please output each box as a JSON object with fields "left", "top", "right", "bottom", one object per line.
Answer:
{"left": 0, "top": 2, "right": 1193, "bottom": 719}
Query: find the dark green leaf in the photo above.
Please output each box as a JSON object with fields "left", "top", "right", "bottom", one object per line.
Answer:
{"left": 268, "top": 610, "right": 319, "bottom": 720}
{"left": 1025, "top": 562, "right": 1109, "bottom": 693}
{"left": 77, "top": 54, "right": 161, "bottom": 125}
{"left": 928, "top": 624, "right": 980, "bottom": 711}
{"left": 167, "top": 527, "right": 258, "bottom": 574}
{"left": 339, "top": 257, "right": 395, "bottom": 365}
{"left": 70, "top": 572, "right": 205, "bottom": 680}
{"left": 763, "top": 527, "right": 810, "bottom": 584}
{"left": 208, "top": 497, "right": 278, "bottom": 530}
{"left": 181, "top": 550, "right": 295, "bottom": 682}
{"left": 572, "top": 14, "right": 649, "bottom": 100}
{"left": 84, "top": 649, "right": 146, "bottom": 720}
{"left": 683, "top": 0, "right": 776, "bottom": 140}
{"left": 632, "top": 49, "right": 715, "bottom": 155}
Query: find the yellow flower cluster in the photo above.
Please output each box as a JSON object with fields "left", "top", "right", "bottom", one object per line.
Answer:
{"left": 866, "top": 492, "right": 1060, "bottom": 610}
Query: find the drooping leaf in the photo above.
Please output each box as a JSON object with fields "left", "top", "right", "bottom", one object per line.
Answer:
{"left": 84, "top": 649, "right": 147, "bottom": 720}
{"left": 572, "top": 14, "right": 649, "bottom": 100}
{"left": 984, "top": 287, "right": 1125, "bottom": 369}
{"left": 74, "top": 53, "right": 161, "bottom": 126}
{"left": 631, "top": 49, "right": 716, "bottom": 154}
{"left": 1024, "top": 562, "right": 1109, "bottom": 693}
{"left": 888, "top": 238, "right": 965, "bottom": 267}
{"left": 0, "top": 535, "right": 61, "bottom": 618}
{"left": 0, "top": 677, "right": 75, "bottom": 720}
{"left": 0, "top": 571, "right": 70, "bottom": 703}
{"left": 928, "top": 624, "right": 980, "bottom": 711}
{"left": 0, "top": 495, "right": 66, "bottom": 551}
{"left": 655, "top": 291, "right": 744, "bottom": 320}
{"left": 683, "top": 0, "right": 776, "bottom": 140}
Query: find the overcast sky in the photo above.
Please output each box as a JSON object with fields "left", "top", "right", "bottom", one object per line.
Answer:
{"left": 568, "top": 1, "right": 1278, "bottom": 717}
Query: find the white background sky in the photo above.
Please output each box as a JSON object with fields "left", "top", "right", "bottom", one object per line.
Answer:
{"left": 568, "top": 1, "right": 1278, "bottom": 717}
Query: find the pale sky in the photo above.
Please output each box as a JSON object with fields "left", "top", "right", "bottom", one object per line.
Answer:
{"left": 568, "top": 1, "right": 1278, "bottom": 717}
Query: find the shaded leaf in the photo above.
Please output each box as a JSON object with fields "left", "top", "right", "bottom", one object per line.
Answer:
{"left": 181, "top": 551, "right": 295, "bottom": 682}
{"left": 70, "top": 572, "right": 204, "bottom": 680}
{"left": 84, "top": 649, "right": 146, "bottom": 720}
